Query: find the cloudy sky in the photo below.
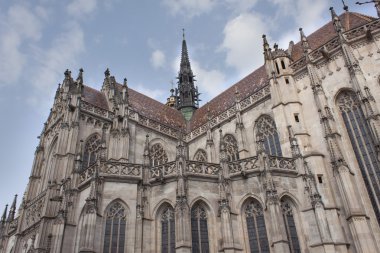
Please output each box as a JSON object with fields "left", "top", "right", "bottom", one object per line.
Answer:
{"left": 0, "top": 0, "right": 376, "bottom": 212}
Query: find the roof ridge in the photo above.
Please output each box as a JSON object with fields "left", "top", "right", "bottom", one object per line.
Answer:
{"left": 349, "top": 11, "right": 376, "bottom": 22}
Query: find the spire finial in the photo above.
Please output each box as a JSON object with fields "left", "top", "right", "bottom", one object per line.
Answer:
{"left": 342, "top": 0, "right": 349, "bottom": 11}
{"left": 8, "top": 194, "right": 17, "bottom": 222}
{"left": 104, "top": 68, "right": 110, "bottom": 77}
{"left": 1, "top": 205, "right": 8, "bottom": 223}
{"left": 182, "top": 28, "right": 185, "bottom": 40}
{"left": 299, "top": 28, "right": 310, "bottom": 51}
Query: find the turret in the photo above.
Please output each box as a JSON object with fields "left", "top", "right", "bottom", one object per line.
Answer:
{"left": 7, "top": 195, "right": 17, "bottom": 222}
{"left": 175, "top": 30, "right": 200, "bottom": 120}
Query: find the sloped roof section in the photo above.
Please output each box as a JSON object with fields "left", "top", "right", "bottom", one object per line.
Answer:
{"left": 189, "top": 66, "right": 268, "bottom": 130}
{"left": 291, "top": 12, "right": 375, "bottom": 61}
{"left": 82, "top": 84, "right": 186, "bottom": 129}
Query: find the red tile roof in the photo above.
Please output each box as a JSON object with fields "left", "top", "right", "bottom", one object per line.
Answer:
{"left": 291, "top": 12, "right": 375, "bottom": 61}
{"left": 81, "top": 12, "right": 375, "bottom": 134}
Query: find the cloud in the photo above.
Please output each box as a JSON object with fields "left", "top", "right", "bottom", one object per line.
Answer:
{"left": 150, "top": 50, "right": 166, "bottom": 69}
{"left": 67, "top": 0, "right": 97, "bottom": 17}
{"left": 223, "top": 0, "right": 258, "bottom": 13}
{"left": 0, "top": 4, "right": 43, "bottom": 86}
{"left": 220, "top": 13, "right": 267, "bottom": 77}
{"left": 162, "top": 0, "right": 216, "bottom": 17}
{"left": 28, "top": 23, "right": 85, "bottom": 106}
{"left": 133, "top": 84, "right": 166, "bottom": 101}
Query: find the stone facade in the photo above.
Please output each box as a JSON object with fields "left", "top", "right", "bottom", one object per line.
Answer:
{"left": 1, "top": 7, "right": 380, "bottom": 253}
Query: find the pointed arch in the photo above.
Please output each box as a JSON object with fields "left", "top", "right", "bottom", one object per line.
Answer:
{"left": 150, "top": 143, "right": 168, "bottom": 166}
{"left": 82, "top": 134, "right": 102, "bottom": 170}
{"left": 280, "top": 197, "right": 301, "bottom": 253}
{"left": 255, "top": 115, "right": 282, "bottom": 156}
{"left": 241, "top": 197, "right": 270, "bottom": 253}
{"left": 336, "top": 89, "right": 380, "bottom": 224}
{"left": 194, "top": 149, "right": 207, "bottom": 162}
{"left": 41, "top": 137, "right": 59, "bottom": 191}
{"left": 191, "top": 200, "right": 211, "bottom": 253}
{"left": 155, "top": 202, "right": 176, "bottom": 253}
{"left": 102, "top": 200, "right": 128, "bottom": 253}
{"left": 223, "top": 134, "right": 239, "bottom": 161}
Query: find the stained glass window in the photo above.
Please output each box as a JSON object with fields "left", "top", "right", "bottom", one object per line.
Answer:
{"left": 103, "top": 201, "right": 127, "bottom": 253}
{"left": 337, "top": 91, "right": 380, "bottom": 224}
{"left": 151, "top": 143, "right": 168, "bottom": 166}
{"left": 256, "top": 116, "right": 282, "bottom": 156}
{"left": 224, "top": 134, "right": 239, "bottom": 161}
{"left": 281, "top": 199, "right": 301, "bottom": 253}
{"left": 161, "top": 207, "right": 175, "bottom": 253}
{"left": 245, "top": 200, "right": 269, "bottom": 253}
{"left": 194, "top": 149, "right": 207, "bottom": 162}
{"left": 83, "top": 134, "right": 102, "bottom": 170}
{"left": 191, "top": 204, "right": 209, "bottom": 253}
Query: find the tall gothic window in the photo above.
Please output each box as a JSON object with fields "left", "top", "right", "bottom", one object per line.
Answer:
{"left": 281, "top": 199, "right": 301, "bottom": 253}
{"left": 151, "top": 143, "right": 168, "bottom": 166}
{"left": 245, "top": 200, "right": 269, "bottom": 253}
{"left": 161, "top": 206, "right": 175, "bottom": 253}
{"left": 103, "top": 201, "right": 127, "bottom": 253}
{"left": 337, "top": 91, "right": 380, "bottom": 223}
{"left": 194, "top": 149, "right": 207, "bottom": 162}
{"left": 224, "top": 134, "right": 239, "bottom": 161}
{"left": 191, "top": 204, "right": 210, "bottom": 253}
{"left": 83, "top": 134, "right": 102, "bottom": 170}
{"left": 256, "top": 115, "right": 282, "bottom": 156}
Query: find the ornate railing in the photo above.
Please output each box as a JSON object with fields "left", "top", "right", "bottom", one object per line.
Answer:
{"left": 227, "top": 156, "right": 259, "bottom": 175}
{"left": 23, "top": 191, "right": 46, "bottom": 229}
{"left": 268, "top": 156, "right": 296, "bottom": 171}
{"left": 150, "top": 161, "right": 177, "bottom": 181}
{"left": 101, "top": 162, "right": 142, "bottom": 178}
{"left": 186, "top": 161, "right": 220, "bottom": 176}
{"left": 79, "top": 163, "right": 97, "bottom": 183}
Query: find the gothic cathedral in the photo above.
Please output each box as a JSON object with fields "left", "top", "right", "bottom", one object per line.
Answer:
{"left": 2, "top": 6, "right": 380, "bottom": 253}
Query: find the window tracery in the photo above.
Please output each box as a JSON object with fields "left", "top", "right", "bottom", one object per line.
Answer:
{"left": 191, "top": 204, "right": 209, "bottom": 253}
{"left": 194, "top": 149, "right": 207, "bottom": 162}
{"left": 224, "top": 134, "right": 239, "bottom": 161}
{"left": 161, "top": 206, "right": 175, "bottom": 253}
{"left": 256, "top": 116, "right": 282, "bottom": 156}
{"left": 103, "top": 201, "right": 127, "bottom": 253}
{"left": 150, "top": 143, "right": 168, "bottom": 166}
{"left": 337, "top": 91, "right": 380, "bottom": 224}
{"left": 281, "top": 199, "right": 300, "bottom": 253}
{"left": 83, "top": 134, "right": 102, "bottom": 170}
{"left": 245, "top": 200, "right": 269, "bottom": 253}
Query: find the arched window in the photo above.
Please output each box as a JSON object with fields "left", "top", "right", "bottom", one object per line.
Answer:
{"left": 224, "top": 134, "right": 239, "bottom": 161}
{"left": 191, "top": 203, "right": 209, "bottom": 253}
{"left": 256, "top": 116, "right": 282, "bottom": 156}
{"left": 161, "top": 206, "right": 175, "bottom": 253}
{"left": 194, "top": 149, "right": 207, "bottom": 162}
{"left": 103, "top": 201, "right": 127, "bottom": 253}
{"left": 245, "top": 200, "right": 269, "bottom": 253}
{"left": 83, "top": 134, "right": 102, "bottom": 170}
{"left": 281, "top": 199, "right": 301, "bottom": 253}
{"left": 337, "top": 91, "right": 380, "bottom": 223}
{"left": 150, "top": 143, "right": 168, "bottom": 166}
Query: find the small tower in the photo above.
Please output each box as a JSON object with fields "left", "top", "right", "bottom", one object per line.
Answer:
{"left": 175, "top": 30, "right": 200, "bottom": 120}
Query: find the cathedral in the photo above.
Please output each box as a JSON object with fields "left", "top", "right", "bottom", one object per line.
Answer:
{"left": 2, "top": 5, "right": 380, "bottom": 253}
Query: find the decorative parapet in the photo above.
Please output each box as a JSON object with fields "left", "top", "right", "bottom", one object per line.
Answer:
{"left": 81, "top": 100, "right": 114, "bottom": 120}
{"left": 268, "top": 156, "right": 296, "bottom": 171}
{"left": 185, "top": 85, "right": 271, "bottom": 142}
{"left": 291, "top": 18, "right": 380, "bottom": 73}
{"left": 23, "top": 191, "right": 46, "bottom": 230}
{"left": 186, "top": 160, "right": 220, "bottom": 177}
{"left": 150, "top": 161, "right": 177, "bottom": 182}
{"left": 101, "top": 162, "right": 142, "bottom": 178}
{"left": 227, "top": 156, "right": 259, "bottom": 176}
{"left": 79, "top": 163, "right": 96, "bottom": 184}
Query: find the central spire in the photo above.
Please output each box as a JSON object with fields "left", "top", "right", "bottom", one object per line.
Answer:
{"left": 175, "top": 29, "right": 200, "bottom": 120}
